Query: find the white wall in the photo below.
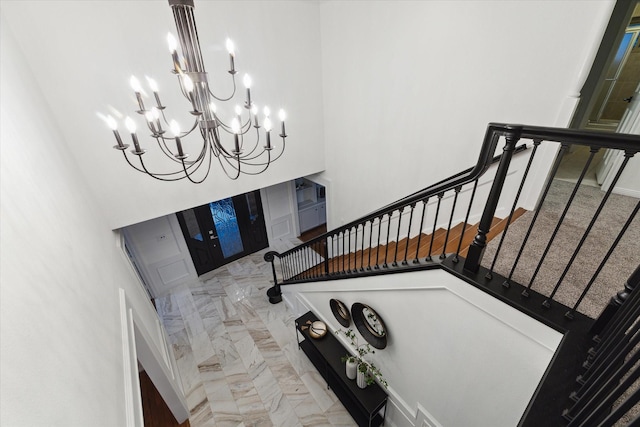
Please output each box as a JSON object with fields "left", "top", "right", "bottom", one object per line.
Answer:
{"left": 283, "top": 269, "right": 562, "bottom": 427}
{"left": 0, "top": 1, "right": 326, "bottom": 230}
{"left": 0, "top": 17, "right": 185, "bottom": 426}
{"left": 318, "top": 1, "right": 615, "bottom": 228}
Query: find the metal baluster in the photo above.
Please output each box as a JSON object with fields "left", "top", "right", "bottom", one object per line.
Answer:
{"left": 591, "top": 264, "right": 640, "bottom": 338}
{"left": 383, "top": 213, "right": 392, "bottom": 268}
{"left": 485, "top": 140, "right": 540, "bottom": 279}
{"left": 360, "top": 223, "right": 366, "bottom": 271}
{"left": 392, "top": 207, "right": 404, "bottom": 267}
{"left": 367, "top": 220, "right": 374, "bottom": 270}
{"left": 441, "top": 187, "right": 461, "bottom": 260}
{"left": 566, "top": 201, "right": 639, "bottom": 319}
{"left": 324, "top": 237, "right": 330, "bottom": 276}
{"left": 375, "top": 216, "right": 383, "bottom": 269}
{"left": 414, "top": 198, "right": 429, "bottom": 264}
{"left": 522, "top": 146, "right": 599, "bottom": 295}
{"left": 427, "top": 194, "right": 443, "bottom": 262}
{"left": 354, "top": 225, "right": 359, "bottom": 272}
{"left": 594, "top": 382, "right": 640, "bottom": 427}
{"left": 403, "top": 203, "right": 416, "bottom": 265}
{"left": 565, "top": 347, "right": 640, "bottom": 426}
{"left": 503, "top": 143, "right": 569, "bottom": 288}
{"left": 340, "top": 230, "right": 347, "bottom": 274}
{"left": 543, "top": 152, "right": 634, "bottom": 308}
{"left": 453, "top": 180, "right": 478, "bottom": 263}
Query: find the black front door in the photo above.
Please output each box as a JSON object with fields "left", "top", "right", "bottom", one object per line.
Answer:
{"left": 176, "top": 190, "right": 269, "bottom": 276}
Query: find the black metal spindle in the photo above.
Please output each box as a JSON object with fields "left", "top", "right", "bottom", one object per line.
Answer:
{"left": 360, "top": 223, "right": 366, "bottom": 271}
{"left": 392, "top": 207, "right": 404, "bottom": 266}
{"left": 367, "top": 220, "right": 374, "bottom": 270}
{"left": 565, "top": 348, "right": 640, "bottom": 426}
{"left": 414, "top": 198, "right": 428, "bottom": 264}
{"left": 503, "top": 143, "right": 569, "bottom": 288}
{"left": 403, "top": 203, "right": 416, "bottom": 265}
{"left": 543, "top": 152, "right": 634, "bottom": 308}
{"left": 595, "top": 382, "right": 640, "bottom": 427}
{"left": 591, "top": 264, "right": 640, "bottom": 338}
{"left": 375, "top": 216, "right": 382, "bottom": 269}
{"left": 427, "top": 194, "right": 443, "bottom": 262}
{"left": 522, "top": 146, "right": 599, "bottom": 294}
{"left": 341, "top": 230, "right": 345, "bottom": 274}
{"left": 324, "top": 237, "right": 330, "bottom": 276}
{"left": 453, "top": 180, "right": 479, "bottom": 263}
{"left": 441, "top": 187, "right": 461, "bottom": 260}
{"left": 485, "top": 140, "right": 540, "bottom": 279}
{"left": 566, "top": 201, "right": 639, "bottom": 319}
{"left": 383, "top": 213, "right": 392, "bottom": 268}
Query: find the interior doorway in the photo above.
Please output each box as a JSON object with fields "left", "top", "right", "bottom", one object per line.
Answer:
{"left": 176, "top": 190, "right": 268, "bottom": 276}
{"left": 558, "top": 1, "right": 640, "bottom": 188}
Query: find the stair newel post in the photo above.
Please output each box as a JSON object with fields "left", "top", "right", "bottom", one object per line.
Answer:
{"left": 264, "top": 251, "right": 283, "bottom": 304}
{"left": 590, "top": 263, "right": 640, "bottom": 337}
{"left": 463, "top": 126, "right": 522, "bottom": 273}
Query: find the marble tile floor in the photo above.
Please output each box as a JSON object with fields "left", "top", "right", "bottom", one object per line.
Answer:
{"left": 154, "top": 239, "right": 355, "bottom": 427}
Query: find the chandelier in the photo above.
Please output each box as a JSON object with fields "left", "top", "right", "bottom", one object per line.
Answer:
{"left": 104, "top": 0, "right": 287, "bottom": 182}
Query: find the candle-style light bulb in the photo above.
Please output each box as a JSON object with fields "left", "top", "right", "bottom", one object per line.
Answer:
{"left": 125, "top": 116, "right": 137, "bottom": 133}
{"left": 243, "top": 73, "right": 253, "bottom": 107}
{"left": 263, "top": 117, "right": 272, "bottom": 149}
{"left": 130, "top": 75, "right": 146, "bottom": 112}
{"left": 278, "top": 109, "right": 287, "bottom": 137}
{"left": 146, "top": 76, "right": 159, "bottom": 93}
{"left": 226, "top": 38, "right": 236, "bottom": 74}
{"left": 130, "top": 76, "right": 142, "bottom": 93}
{"left": 243, "top": 74, "right": 252, "bottom": 89}
{"left": 125, "top": 117, "right": 143, "bottom": 154}
{"left": 231, "top": 117, "right": 241, "bottom": 154}
{"left": 182, "top": 75, "right": 194, "bottom": 93}
{"left": 145, "top": 110, "right": 157, "bottom": 134}
{"left": 167, "top": 33, "right": 178, "bottom": 53}
{"left": 170, "top": 120, "right": 187, "bottom": 159}
{"left": 182, "top": 75, "right": 198, "bottom": 113}
{"left": 106, "top": 115, "right": 118, "bottom": 131}
{"left": 150, "top": 107, "right": 163, "bottom": 133}
{"left": 167, "top": 33, "right": 181, "bottom": 73}
{"left": 235, "top": 105, "right": 242, "bottom": 116}
{"left": 251, "top": 104, "right": 259, "bottom": 128}
{"left": 263, "top": 106, "right": 271, "bottom": 117}
{"left": 170, "top": 119, "right": 181, "bottom": 137}
{"left": 107, "top": 115, "right": 126, "bottom": 149}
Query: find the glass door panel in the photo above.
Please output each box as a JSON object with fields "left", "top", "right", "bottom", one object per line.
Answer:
{"left": 209, "top": 198, "right": 244, "bottom": 259}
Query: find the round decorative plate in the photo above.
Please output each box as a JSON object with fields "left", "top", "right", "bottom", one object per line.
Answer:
{"left": 309, "top": 321, "right": 327, "bottom": 339}
{"left": 351, "top": 303, "right": 387, "bottom": 349}
{"left": 330, "top": 299, "right": 351, "bottom": 327}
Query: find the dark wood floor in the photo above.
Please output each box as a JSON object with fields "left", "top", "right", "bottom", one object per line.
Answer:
{"left": 140, "top": 369, "right": 190, "bottom": 427}
{"left": 299, "top": 224, "right": 327, "bottom": 242}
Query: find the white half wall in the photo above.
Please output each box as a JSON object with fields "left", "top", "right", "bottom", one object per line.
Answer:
{"left": 282, "top": 269, "right": 562, "bottom": 427}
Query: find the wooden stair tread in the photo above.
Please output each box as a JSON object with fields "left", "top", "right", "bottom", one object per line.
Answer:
{"left": 291, "top": 209, "right": 527, "bottom": 279}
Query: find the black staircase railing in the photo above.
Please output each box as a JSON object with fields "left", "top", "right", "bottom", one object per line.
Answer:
{"left": 266, "top": 123, "right": 639, "bottom": 307}
{"left": 264, "top": 122, "right": 640, "bottom": 426}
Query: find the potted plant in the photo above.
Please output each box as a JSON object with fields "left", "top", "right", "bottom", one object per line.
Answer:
{"left": 336, "top": 328, "right": 388, "bottom": 389}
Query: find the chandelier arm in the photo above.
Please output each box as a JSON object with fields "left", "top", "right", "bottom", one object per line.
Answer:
{"left": 207, "top": 77, "right": 237, "bottom": 102}
{"left": 236, "top": 129, "right": 262, "bottom": 159}
{"left": 207, "top": 127, "right": 235, "bottom": 159}
{"left": 180, "top": 149, "right": 212, "bottom": 184}
{"left": 236, "top": 150, "right": 272, "bottom": 175}
{"left": 121, "top": 146, "right": 203, "bottom": 179}
{"left": 217, "top": 152, "right": 242, "bottom": 180}
{"left": 239, "top": 138, "right": 286, "bottom": 165}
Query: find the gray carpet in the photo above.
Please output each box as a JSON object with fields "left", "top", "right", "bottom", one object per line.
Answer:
{"left": 481, "top": 179, "right": 640, "bottom": 320}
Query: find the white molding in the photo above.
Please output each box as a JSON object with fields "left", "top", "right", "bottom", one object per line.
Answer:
{"left": 612, "top": 187, "right": 640, "bottom": 198}
{"left": 119, "top": 289, "right": 144, "bottom": 427}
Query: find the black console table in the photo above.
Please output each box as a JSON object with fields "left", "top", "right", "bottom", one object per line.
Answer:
{"left": 295, "top": 311, "right": 387, "bottom": 427}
